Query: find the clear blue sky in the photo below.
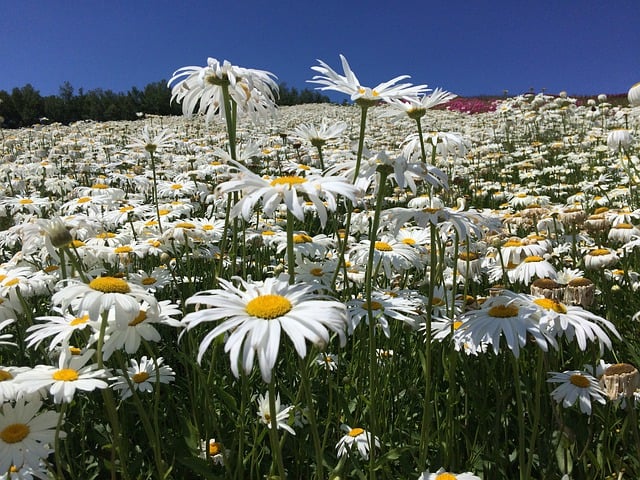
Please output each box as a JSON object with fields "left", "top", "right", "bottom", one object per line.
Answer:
{"left": 1, "top": 0, "right": 638, "bottom": 100}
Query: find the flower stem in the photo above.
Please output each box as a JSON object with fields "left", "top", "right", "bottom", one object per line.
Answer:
{"left": 287, "top": 209, "right": 296, "bottom": 284}
{"left": 268, "top": 379, "right": 287, "bottom": 479}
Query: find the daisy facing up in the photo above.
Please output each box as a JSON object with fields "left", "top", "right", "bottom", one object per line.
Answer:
{"left": 0, "top": 398, "right": 63, "bottom": 475}
{"left": 182, "top": 274, "right": 348, "bottom": 382}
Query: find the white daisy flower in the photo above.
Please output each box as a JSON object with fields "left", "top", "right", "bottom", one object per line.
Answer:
{"left": 110, "top": 356, "right": 175, "bottom": 400}
{"left": 0, "top": 398, "right": 63, "bottom": 474}
{"left": 336, "top": 424, "right": 379, "bottom": 460}
{"left": 256, "top": 392, "right": 295, "bottom": 435}
{"left": 547, "top": 370, "right": 607, "bottom": 415}
{"left": 25, "top": 310, "right": 97, "bottom": 352}
{"left": 182, "top": 274, "right": 348, "bottom": 382}
{"left": 15, "top": 349, "right": 108, "bottom": 404}
{"left": 418, "top": 468, "right": 480, "bottom": 480}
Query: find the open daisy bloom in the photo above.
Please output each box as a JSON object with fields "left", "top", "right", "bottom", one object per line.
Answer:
{"left": 182, "top": 275, "right": 348, "bottom": 382}
{"left": 336, "top": 424, "right": 380, "bottom": 460}
{"left": 547, "top": 370, "right": 607, "bottom": 415}
{"left": 454, "top": 290, "right": 555, "bottom": 358}
{"left": 0, "top": 398, "right": 63, "bottom": 474}
{"left": 419, "top": 468, "right": 481, "bottom": 480}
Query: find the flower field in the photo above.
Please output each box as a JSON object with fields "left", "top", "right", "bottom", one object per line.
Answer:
{"left": 0, "top": 57, "right": 639, "bottom": 479}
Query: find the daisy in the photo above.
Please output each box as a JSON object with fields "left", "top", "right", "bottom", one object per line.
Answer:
{"left": 508, "top": 255, "right": 557, "bottom": 285}
{"left": 349, "top": 236, "right": 422, "bottom": 279}
{"left": 583, "top": 247, "right": 619, "bottom": 269}
{"left": 110, "top": 356, "right": 175, "bottom": 400}
{"left": 0, "top": 366, "right": 32, "bottom": 403}
{"left": 336, "top": 424, "right": 380, "bottom": 460}
{"left": 199, "top": 438, "right": 228, "bottom": 466}
{"left": 347, "top": 290, "right": 420, "bottom": 337}
{"left": 547, "top": 370, "right": 607, "bottom": 415}
{"left": 51, "top": 276, "right": 157, "bottom": 325}
{"left": 168, "top": 57, "right": 278, "bottom": 124}
{"left": 216, "top": 165, "right": 361, "bottom": 227}
{"left": 127, "top": 126, "right": 174, "bottom": 155}
{"left": 25, "top": 310, "right": 97, "bottom": 352}
{"left": 289, "top": 121, "right": 348, "bottom": 148}
{"left": 256, "top": 392, "right": 295, "bottom": 435}
{"left": 182, "top": 275, "right": 348, "bottom": 382}
{"left": 0, "top": 319, "right": 17, "bottom": 348}
{"left": 419, "top": 468, "right": 481, "bottom": 480}
{"left": 316, "top": 352, "right": 339, "bottom": 372}
{"left": 532, "top": 297, "right": 620, "bottom": 352}
{"left": 385, "top": 87, "right": 458, "bottom": 120}
{"left": 309, "top": 54, "right": 428, "bottom": 104}
{"left": 15, "top": 349, "right": 108, "bottom": 404}
{"left": 454, "top": 290, "right": 554, "bottom": 358}
{"left": 0, "top": 398, "right": 62, "bottom": 474}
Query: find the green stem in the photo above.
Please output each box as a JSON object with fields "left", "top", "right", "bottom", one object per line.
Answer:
{"left": 352, "top": 103, "right": 370, "bottom": 183}
{"left": 300, "top": 356, "right": 324, "bottom": 479}
{"left": 511, "top": 354, "right": 527, "bottom": 480}
{"left": 287, "top": 209, "right": 296, "bottom": 284}
{"left": 149, "top": 151, "right": 163, "bottom": 234}
{"left": 268, "top": 379, "right": 287, "bottom": 479}
{"left": 525, "top": 349, "right": 544, "bottom": 479}
{"left": 364, "top": 167, "right": 389, "bottom": 480}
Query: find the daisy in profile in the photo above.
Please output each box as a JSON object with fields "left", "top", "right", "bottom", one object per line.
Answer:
{"left": 168, "top": 57, "right": 278, "bottom": 124}
{"left": 15, "top": 349, "right": 108, "bottom": 404}
{"left": 419, "top": 468, "right": 481, "bottom": 480}
{"left": 309, "top": 54, "right": 428, "bottom": 104}
{"left": 316, "top": 352, "right": 339, "bottom": 372}
{"left": 182, "top": 274, "right": 348, "bottom": 382}
{"left": 25, "top": 310, "right": 98, "bottom": 353}
{"left": 454, "top": 290, "right": 554, "bottom": 358}
{"left": 508, "top": 255, "right": 557, "bottom": 285}
{"left": 127, "top": 126, "right": 174, "bottom": 155}
{"left": 256, "top": 392, "right": 295, "bottom": 435}
{"left": 110, "top": 356, "right": 175, "bottom": 400}
{"left": 347, "top": 290, "right": 420, "bottom": 336}
{"left": 547, "top": 370, "right": 607, "bottom": 415}
{"left": 336, "top": 424, "right": 380, "bottom": 460}
{"left": 531, "top": 297, "right": 620, "bottom": 352}
{"left": 216, "top": 164, "right": 361, "bottom": 227}
{"left": 0, "top": 398, "right": 62, "bottom": 474}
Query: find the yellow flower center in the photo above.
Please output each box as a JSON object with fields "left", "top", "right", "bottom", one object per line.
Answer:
{"left": 348, "top": 427, "right": 364, "bottom": 437}
{"left": 129, "top": 310, "right": 147, "bottom": 326}
{"left": 524, "top": 255, "right": 544, "bottom": 263}
{"left": 19, "top": 199, "right": 34, "bottom": 205}
{"left": 202, "top": 224, "right": 214, "bottom": 231}
{"left": 604, "top": 363, "right": 636, "bottom": 376}
{"left": 0, "top": 369, "right": 13, "bottom": 381}
{"left": 52, "top": 368, "right": 79, "bottom": 381}
{"left": 435, "top": 473, "right": 457, "bottom": 480}
{"left": 589, "top": 248, "right": 611, "bottom": 256}
{"left": 453, "top": 321, "right": 463, "bottom": 330}
{"left": 310, "top": 268, "right": 324, "bottom": 277}
{"left": 43, "top": 265, "right": 59, "bottom": 273}
{"left": 70, "top": 239, "right": 85, "bottom": 248}
{"left": 569, "top": 374, "right": 591, "bottom": 388}
{"left": 77, "top": 196, "right": 92, "bottom": 204}
{"left": 246, "top": 295, "right": 292, "bottom": 319}
{"left": 119, "top": 205, "right": 135, "bottom": 213}
{"left": 459, "top": 252, "right": 479, "bottom": 261}
{"left": 402, "top": 238, "right": 416, "bottom": 245}
{"left": 614, "top": 223, "right": 633, "bottom": 229}
{"left": 89, "top": 276, "right": 131, "bottom": 293}
{"left": 375, "top": 241, "right": 393, "bottom": 251}
{"left": 533, "top": 298, "right": 568, "bottom": 314}
{"left": 209, "top": 441, "right": 222, "bottom": 456}
{"left": 175, "top": 222, "right": 196, "bottom": 229}
{"left": 96, "top": 232, "right": 116, "bottom": 239}
{"left": 92, "top": 183, "right": 108, "bottom": 189}
{"left": 362, "top": 301, "right": 383, "bottom": 311}
{"left": 142, "top": 277, "right": 157, "bottom": 285}
{"left": 70, "top": 315, "right": 90, "bottom": 326}
{"left": 503, "top": 239, "right": 523, "bottom": 247}
{"left": 171, "top": 184, "right": 183, "bottom": 190}
{"left": 270, "top": 176, "right": 307, "bottom": 187}
{"left": 293, "top": 234, "right": 313, "bottom": 243}
{"left": 114, "top": 246, "right": 133, "bottom": 254}
{"left": 0, "top": 423, "right": 30, "bottom": 444}
{"left": 488, "top": 304, "right": 519, "bottom": 318}
{"left": 4, "top": 278, "right": 19, "bottom": 287}
{"left": 432, "top": 297, "right": 445, "bottom": 306}
{"left": 132, "top": 372, "right": 150, "bottom": 383}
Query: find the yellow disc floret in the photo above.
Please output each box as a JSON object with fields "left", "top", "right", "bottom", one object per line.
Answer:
{"left": 246, "top": 295, "right": 292, "bottom": 319}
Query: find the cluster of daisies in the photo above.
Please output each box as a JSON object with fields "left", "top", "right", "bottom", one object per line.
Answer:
{"left": 0, "top": 54, "right": 638, "bottom": 478}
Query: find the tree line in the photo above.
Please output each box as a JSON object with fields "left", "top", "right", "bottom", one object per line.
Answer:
{"left": 0, "top": 81, "right": 331, "bottom": 128}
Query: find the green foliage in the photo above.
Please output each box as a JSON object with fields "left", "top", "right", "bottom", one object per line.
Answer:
{"left": 276, "top": 82, "right": 331, "bottom": 106}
